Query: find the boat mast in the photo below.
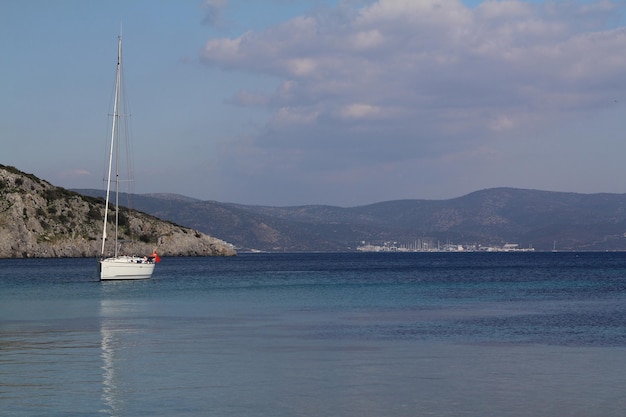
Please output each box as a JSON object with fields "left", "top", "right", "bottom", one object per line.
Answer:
{"left": 101, "top": 35, "right": 123, "bottom": 257}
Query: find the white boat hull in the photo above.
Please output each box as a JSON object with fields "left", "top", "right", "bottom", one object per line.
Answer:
{"left": 99, "top": 256, "right": 155, "bottom": 280}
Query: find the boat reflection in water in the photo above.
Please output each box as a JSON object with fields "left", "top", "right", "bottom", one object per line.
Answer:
{"left": 99, "top": 298, "right": 149, "bottom": 417}
{"left": 99, "top": 299, "right": 126, "bottom": 417}
{"left": 100, "top": 321, "right": 121, "bottom": 416}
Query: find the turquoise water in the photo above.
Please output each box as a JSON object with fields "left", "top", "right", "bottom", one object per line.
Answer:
{"left": 1, "top": 252, "right": 626, "bottom": 416}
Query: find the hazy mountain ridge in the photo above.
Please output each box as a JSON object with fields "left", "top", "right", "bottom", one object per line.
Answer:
{"left": 76, "top": 187, "right": 626, "bottom": 252}
{"left": 0, "top": 165, "right": 236, "bottom": 258}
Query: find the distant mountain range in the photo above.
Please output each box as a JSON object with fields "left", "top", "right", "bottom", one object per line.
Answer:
{"left": 74, "top": 188, "right": 626, "bottom": 252}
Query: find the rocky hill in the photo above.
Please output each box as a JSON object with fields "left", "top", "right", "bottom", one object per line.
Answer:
{"left": 0, "top": 165, "right": 236, "bottom": 258}
{"left": 76, "top": 187, "right": 626, "bottom": 252}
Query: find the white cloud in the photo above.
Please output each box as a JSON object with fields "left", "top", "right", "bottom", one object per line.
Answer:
{"left": 349, "top": 29, "right": 385, "bottom": 50}
{"left": 488, "top": 115, "right": 515, "bottom": 132}
{"left": 287, "top": 57, "right": 317, "bottom": 76}
{"left": 200, "top": 0, "right": 626, "bottom": 204}
{"left": 339, "top": 103, "right": 384, "bottom": 120}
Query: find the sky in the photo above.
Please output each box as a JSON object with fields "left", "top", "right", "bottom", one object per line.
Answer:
{"left": 3, "top": 0, "right": 626, "bottom": 207}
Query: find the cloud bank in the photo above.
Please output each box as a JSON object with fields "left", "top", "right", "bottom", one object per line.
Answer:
{"left": 200, "top": 0, "right": 626, "bottom": 205}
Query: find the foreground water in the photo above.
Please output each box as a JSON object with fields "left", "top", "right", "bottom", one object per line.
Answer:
{"left": 1, "top": 252, "right": 626, "bottom": 416}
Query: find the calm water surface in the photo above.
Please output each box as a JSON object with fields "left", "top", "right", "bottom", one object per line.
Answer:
{"left": 1, "top": 252, "right": 626, "bottom": 416}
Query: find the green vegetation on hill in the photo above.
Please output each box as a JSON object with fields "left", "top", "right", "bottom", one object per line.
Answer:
{"left": 0, "top": 164, "right": 235, "bottom": 258}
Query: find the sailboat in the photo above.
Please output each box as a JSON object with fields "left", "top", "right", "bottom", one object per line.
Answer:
{"left": 99, "top": 34, "right": 160, "bottom": 281}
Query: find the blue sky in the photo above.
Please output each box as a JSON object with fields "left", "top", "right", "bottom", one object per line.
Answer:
{"left": 3, "top": 0, "right": 626, "bottom": 206}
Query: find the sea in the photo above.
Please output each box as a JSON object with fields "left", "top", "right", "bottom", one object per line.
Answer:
{"left": 1, "top": 252, "right": 626, "bottom": 417}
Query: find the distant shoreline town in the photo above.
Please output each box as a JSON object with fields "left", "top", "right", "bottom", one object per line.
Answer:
{"left": 356, "top": 241, "right": 535, "bottom": 253}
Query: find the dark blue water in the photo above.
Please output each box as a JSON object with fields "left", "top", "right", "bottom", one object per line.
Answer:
{"left": 2, "top": 252, "right": 626, "bottom": 416}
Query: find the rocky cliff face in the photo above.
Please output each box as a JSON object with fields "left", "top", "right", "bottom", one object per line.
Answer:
{"left": 0, "top": 165, "right": 236, "bottom": 258}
